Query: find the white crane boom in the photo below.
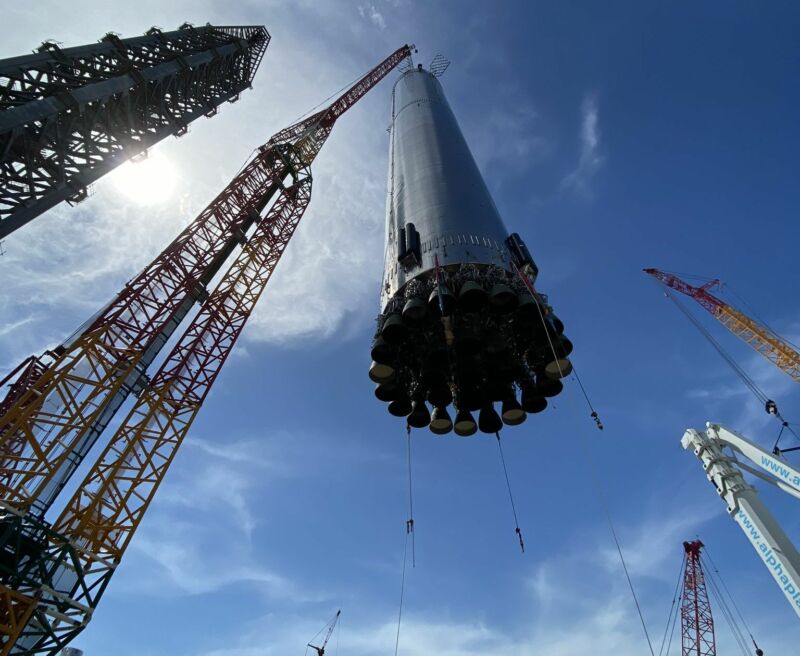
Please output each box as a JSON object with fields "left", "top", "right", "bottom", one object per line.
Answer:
{"left": 682, "top": 422, "right": 800, "bottom": 619}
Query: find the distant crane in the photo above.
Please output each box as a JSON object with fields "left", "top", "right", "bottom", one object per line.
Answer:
{"left": 308, "top": 610, "right": 341, "bottom": 656}
{"left": 644, "top": 269, "right": 800, "bottom": 384}
{"left": 681, "top": 540, "right": 716, "bottom": 656}
{"left": 663, "top": 538, "right": 764, "bottom": 656}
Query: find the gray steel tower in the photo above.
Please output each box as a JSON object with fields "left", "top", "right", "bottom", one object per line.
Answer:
{"left": 371, "top": 64, "right": 572, "bottom": 435}
{"left": 0, "top": 23, "right": 270, "bottom": 239}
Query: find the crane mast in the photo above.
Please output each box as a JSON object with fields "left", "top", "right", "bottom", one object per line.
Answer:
{"left": 644, "top": 269, "right": 800, "bottom": 383}
{"left": 0, "top": 45, "right": 413, "bottom": 655}
{"left": 681, "top": 540, "right": 716, "bottom": 656}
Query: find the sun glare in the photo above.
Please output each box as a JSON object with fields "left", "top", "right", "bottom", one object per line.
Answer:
{"left": 111, "top": 152, "right": 177, "bottom": 205}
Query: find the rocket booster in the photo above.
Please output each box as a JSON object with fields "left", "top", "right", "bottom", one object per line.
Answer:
{"left": 370, "top": 64, "right": 571, "bottom": 436}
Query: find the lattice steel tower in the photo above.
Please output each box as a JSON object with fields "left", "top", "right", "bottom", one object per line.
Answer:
{"left": 681, "top": 540, "right": 717, "bottom": 656}
{"left": 0, "top": 23, "right": 270, "bottom": 238}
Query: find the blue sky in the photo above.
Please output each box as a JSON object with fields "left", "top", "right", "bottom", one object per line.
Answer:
{"left": 2, "top": 1, "right": 800, "bottom": 654}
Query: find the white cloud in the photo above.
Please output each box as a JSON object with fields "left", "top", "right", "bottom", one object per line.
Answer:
{"left": 0, "top": 315, "right": 36, "bottom": 338}
{"left": 117, "top": 431, "right": 324, "bottom": 603}
{"left": 561, "top": 94, "right": 604, "bottom": 197}
{"left": 246, "top": 121, "right": 387, "bottom": 345}
{"left": 469, "top": 101, "right": 550, "bottom": 172}
{"left": 358, "top": 3, "right": 387, "bottom": 30}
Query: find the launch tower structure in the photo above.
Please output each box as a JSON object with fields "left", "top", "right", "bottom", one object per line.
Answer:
{"left": 0, "top": 23, "right": 270, "bottom": 238}
{"left": 370, "top": 64, "right": 571, "bottom": 435}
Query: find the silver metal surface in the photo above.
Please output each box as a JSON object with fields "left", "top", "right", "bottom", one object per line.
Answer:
{"left": 381, "top": 68, "right": 512, "bottom": 309}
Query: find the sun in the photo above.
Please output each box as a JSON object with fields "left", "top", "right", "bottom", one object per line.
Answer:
{"left": 110, "top": 151, "right": 178, "bottom": 205}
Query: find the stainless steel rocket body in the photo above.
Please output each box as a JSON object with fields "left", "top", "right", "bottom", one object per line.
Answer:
{"left": 381, "top": 68, "right": 512, "bottom": 309}
{"left": 371, "top": 66, "right": 571, "bottom": 436}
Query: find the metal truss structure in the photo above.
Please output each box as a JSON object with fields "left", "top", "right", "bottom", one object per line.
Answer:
{"left": 0, "top": 44, "right": 413, "bottom": 655}
{"left": 681, "top": 540, "right": 717, "bottom": 656}
{"left": 0, "top": 23, "right": 270, "bottom": 239}
{"left": 645, "top": 269, "right": 800, "bottom": 383}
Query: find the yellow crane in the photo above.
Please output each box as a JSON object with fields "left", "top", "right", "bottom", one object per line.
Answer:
{"left": 644, "top": 269, "right": 800, "bottom": 383}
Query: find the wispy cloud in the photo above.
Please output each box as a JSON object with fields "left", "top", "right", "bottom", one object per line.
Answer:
{"left": 469, "top": 101, "right": 551, "bottom": 172}
{"left": 358, "top": 3, "right": 387, "bottom": 30}
{"left": 561, "top": 94, "right": 604, "bottom": 197}
{"left": 118, "top": 430, "right": 324, "bottom": 603}
{"left": 0, "top": 315, "right": 36, "bottom": 338}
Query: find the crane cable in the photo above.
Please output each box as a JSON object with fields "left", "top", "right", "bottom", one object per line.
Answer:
{"left": 406, "top": 425, "right": 416, "bottom": 568}
{"left": 702, "top": 545, "right": 762, "bottom": 654}
{"left": 658, "top": 556, "right": 686, "bottom": 656}
{"left": 515, "top": 262, "right": 603, "bottom": 430}
{"left": 663, "top": 578, "right": 683, "bottom": 656}
{"left": 701, "top": 555, "right": 750, "bottom": 656}
{"left": 494, "top": 432, "right": 525, "bottom": 553}
{"left": 521, "top": 267, "right": 654, "bottom": 656}
{"left": 393, "top": 530, "right": 409, "bottom": 656}
{"left": 305, "top": 611, "right": 341, "bottom": 656}
{"left": 394, "top": 425, "right": 415, "bottom": 656}
{"left": 661, "top": 286, "right": 800, "bottom": 448}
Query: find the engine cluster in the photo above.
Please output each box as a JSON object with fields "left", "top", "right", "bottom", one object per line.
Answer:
{"left": 369, "top": 264, "right": 571, "bottom": 436}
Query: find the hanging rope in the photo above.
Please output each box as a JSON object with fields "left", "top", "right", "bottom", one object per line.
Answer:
{"left": 405, "top": 425, "right": 416, "bottom": 568}
{"left": 393, "top": 531, "right": 409, "bottom": 656}
{"left": 570, "top": 362, "right": 604, "bottom": 431}
{"left": 512, "top": 267, "right": 653, "bottom": 650}
{"left": 512, "top": 262, "right": 603, "bottom": 431}
{"left": 495, "top": 432, "right": 525, "bottom": 553}
{"left": 393, "top": 425, "right": 417, "bottom": 656}
{"left": 658, "top": 556, "right": 685, "bottom": 656}
{"left": 580, "top": 434, "right": 656, "bottom": 656}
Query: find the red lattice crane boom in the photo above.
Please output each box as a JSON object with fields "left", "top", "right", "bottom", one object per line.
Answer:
{"left": 644, "top": 268, "right": 800, "bottom": 383}
{"left": 0, "top": 44, "right": 413, "bottom": 656}
{"left": 681, "top": 540, "right": 716, "bottom": 656}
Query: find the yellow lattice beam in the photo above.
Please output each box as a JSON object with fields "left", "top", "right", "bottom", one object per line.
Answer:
{"left": 716, "top": 305, "right": 800, "bottom": 382}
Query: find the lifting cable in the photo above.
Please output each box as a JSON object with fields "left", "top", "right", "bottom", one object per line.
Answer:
{"left": 514, "top": 263, "right": 603, "bottom": 430}
{"left": 584, "top": 446, "right": 656, "bottom": 656}
{"left": 519, "top": 268, "right": 653, "bottom": 653}
{"left": 405, "top": 425, "right": 416, "bottom": 568}
{"left": 663, "top": 286, "right": 800, "bottom": 450}
{"left": 701, "top": 557, "right": 750, "bottom": 656}
{"left": 494, "top": 432, "right": 525, "bottom": 553}
{"left": 658, "top": 556, "right": 685, "bottom": 656}
{"left": 520, "top": 267, "right": 654, "bottom": 655}
{"left": 394, "top": 425, "right": 415, "bottom": 656}
{"left": 663, "top": 580, "right": 682, "bottom": 656}
{"left": 393, "top": 528, "right": 410, "bottom": 656}
{"left": 702, "top": 546, "right": 762, "bottom": 655}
